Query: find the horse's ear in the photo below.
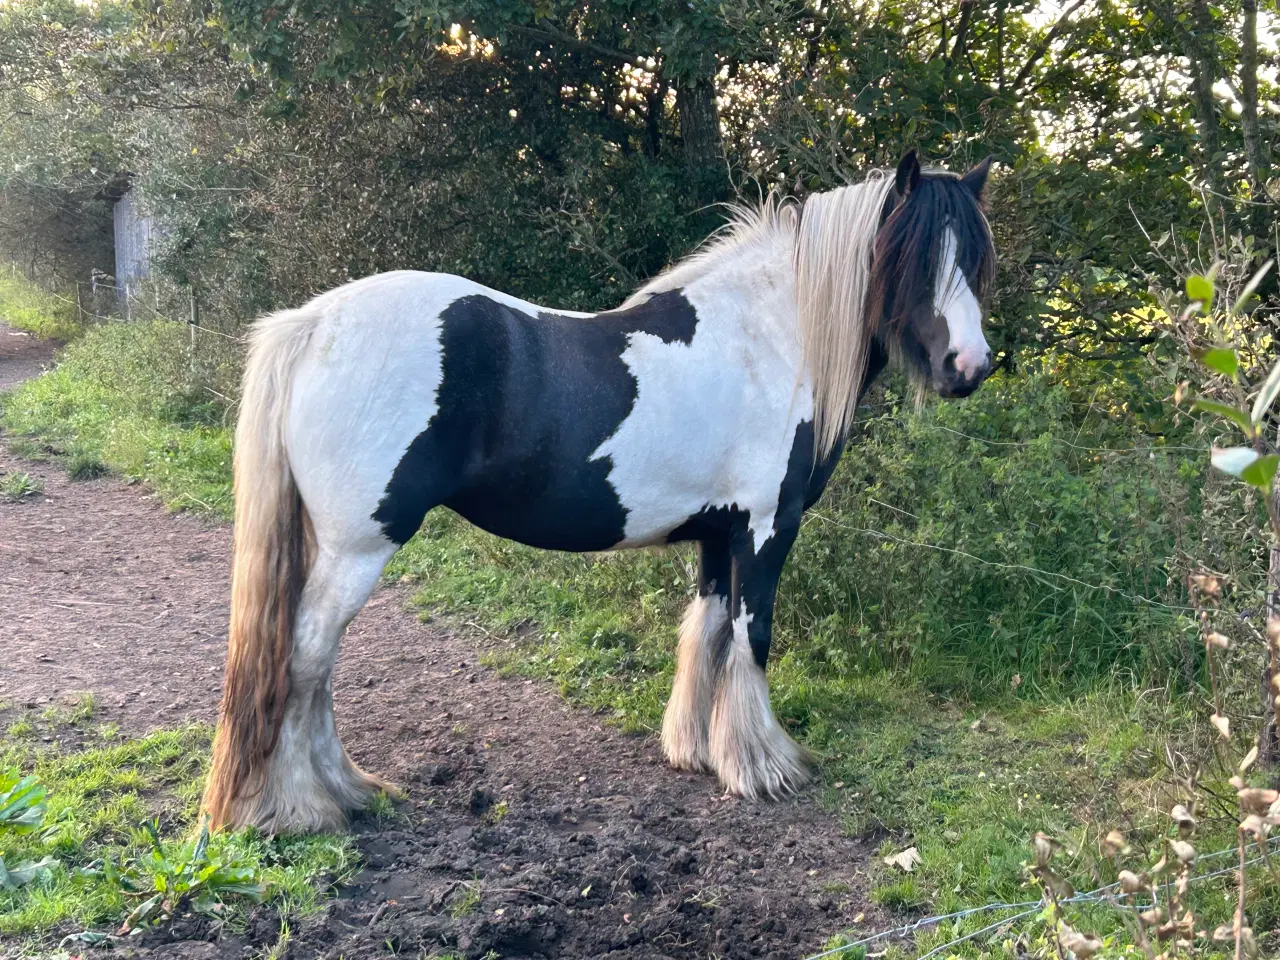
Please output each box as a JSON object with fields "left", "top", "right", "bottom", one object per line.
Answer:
{"left": 895, "top": 150, "right": 921, "bottom": 197}
{"left": 960, "top": 155, "right": 994, "bottom": 200}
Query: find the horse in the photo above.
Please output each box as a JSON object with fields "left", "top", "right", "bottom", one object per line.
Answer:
{"left": 202, "top": 151, "right": 998, "bottom": 833}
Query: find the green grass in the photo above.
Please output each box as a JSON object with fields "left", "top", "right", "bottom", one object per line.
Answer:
{"left": 1, "top": 319, "right": 235, "bottom": 515}
{"left": 0, "top": 722, "right": 358, "bottom": 945}
{"left": 0, "top": 275, "right": 82, "bottom": 341}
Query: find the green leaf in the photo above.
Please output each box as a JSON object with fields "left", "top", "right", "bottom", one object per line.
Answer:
{"left": 0, "top": 772, "right": 47, "bottom": 835}
{"left": 1250, "top": 357, "right": 1280, "bottom": 424}
{"left": 1199, "top": 347, "right": 1239, "bottom": 377}
{"left": 1193, "top": 398, "right": 1255, "bottom": 436}
{"left": 1186, "top": 273, "right": 1214, "bottom": 308}
{"left": 1240, "top": 454, "right": 1279, "bottom": 489}
{"left": 1211, "top": 446, "right": 1259, "bottom": 477}
{"left": 0, "top": 855, "right": 57, "bottom": 889}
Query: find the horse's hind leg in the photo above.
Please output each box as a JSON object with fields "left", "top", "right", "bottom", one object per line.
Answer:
{"left": 662, "top": 539, "right": 731, "bottom": 773}
{"left": 259, "top": 540, "right": 396, "bottom": 831}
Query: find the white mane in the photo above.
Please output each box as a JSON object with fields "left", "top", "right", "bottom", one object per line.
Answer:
{"left": 622, "top": 171, "right": 896, "bottom": 456}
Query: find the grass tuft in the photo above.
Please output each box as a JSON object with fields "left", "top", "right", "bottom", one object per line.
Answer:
{"left": 0, "top": 472, "right": 42, "bottom": 501}
{"left": 66, "top": 450, "right": 108, "bottom": 481}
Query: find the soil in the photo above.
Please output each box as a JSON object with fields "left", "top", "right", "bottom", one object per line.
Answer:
{"left": 0, "top": 324, "right": 58, "bottom": 392}
{"left": 0, "top": 323, "right": 882, "bottom": 960}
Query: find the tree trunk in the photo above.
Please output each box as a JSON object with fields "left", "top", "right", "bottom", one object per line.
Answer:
{"left": 676, "top": 75, "right": 727, "bottom": 200}
{"left": 1188, "top": 0, "right": 1226, "bottom": 213}
{"left": 950, "top": 0, "right": 976, "bottom": 69}
{"left": 1240, "top": 0, "right": 1271, "bottom": 253}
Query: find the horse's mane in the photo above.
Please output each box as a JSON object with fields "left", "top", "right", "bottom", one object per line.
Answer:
{"left": 622, "top": 171, "right": 896, "bottom": 457}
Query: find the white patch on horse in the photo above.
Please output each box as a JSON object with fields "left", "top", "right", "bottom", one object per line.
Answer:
{"left": 934, "top": 228, "right": 989, "bottom": 380}
{"left": 707, "top": 608, "right": 811, "bottom": 798}
{"left": 591, "top": 257, "right": 810, "bottom": 555}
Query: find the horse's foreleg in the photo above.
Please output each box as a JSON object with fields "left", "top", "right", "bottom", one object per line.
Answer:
{"left": 708, "top": 520, "right": 811, "bottom": 799}
{"left": 257, "top": 545, "right": 394, "bottom": 832}
{"left": 662, "top": 539, "right": 732, "bottom": 772}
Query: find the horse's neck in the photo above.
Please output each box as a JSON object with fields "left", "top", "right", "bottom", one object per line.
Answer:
{"left": 680, "top": 229, "right": 804, "bottom": 362}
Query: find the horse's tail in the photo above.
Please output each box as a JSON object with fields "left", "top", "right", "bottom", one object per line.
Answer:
{"left": 203, "top": 306, "right": 317, "bottom": 830}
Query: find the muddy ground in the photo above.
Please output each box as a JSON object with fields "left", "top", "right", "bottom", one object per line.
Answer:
{"left": 0, "top": 324, "right": 882, "bottom": 960}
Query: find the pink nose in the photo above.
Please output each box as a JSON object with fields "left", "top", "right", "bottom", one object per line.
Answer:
{"left": 951, "top": 348, "right": 991, "bottom": 381}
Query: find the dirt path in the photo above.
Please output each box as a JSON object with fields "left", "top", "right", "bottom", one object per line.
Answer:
{"left": 0, "top": 325, "right": 879, "bottom": 960}
{"left": 0, "top": 323, "right": 57, "bottom": 391}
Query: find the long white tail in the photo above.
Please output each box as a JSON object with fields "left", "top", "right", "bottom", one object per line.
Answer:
{"left": 203, "top": 307, "right": 317, "bottom": 830}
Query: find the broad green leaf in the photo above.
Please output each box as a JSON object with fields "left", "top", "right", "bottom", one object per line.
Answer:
{"left": 1186, "top": 274, "right": 1214, "bottom": 308}
{"left": 0, "top": 773, "right": 47, "bottom": 834}
{"left": 1250, "top": 356, "right": 1280, "bottom": 423}
{"left": 1199, "top": 347, "right": 1239, "bottom": 377}
{"left": 0, "top": 855, "right": 56, "bottom": 889}
{"left": 1240, "top": 454, "right": 1279, "bottom": 489}
{"left": 1193, "top": 398, "right": 1255, "bottom": 436}
{"left": 1211, "top": 446, "right": 1259, "bottom": 477}
{"left": 1230, "top": 260, "right": 1274, "bottom": 317}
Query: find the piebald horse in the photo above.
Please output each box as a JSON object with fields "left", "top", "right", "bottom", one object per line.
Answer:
{"left": 204, "top": 152, "right": 997, "bottom": 832}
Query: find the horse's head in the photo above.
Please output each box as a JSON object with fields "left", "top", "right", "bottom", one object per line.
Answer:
{"left": 870, "top": 151, "right": 996, "bottom": 399}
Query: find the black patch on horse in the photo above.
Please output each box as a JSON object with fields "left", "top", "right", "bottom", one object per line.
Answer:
{"left": 372, "top": 290, "right": 699, "bottom": 548}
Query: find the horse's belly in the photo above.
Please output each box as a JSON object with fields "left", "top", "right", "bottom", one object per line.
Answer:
{"left": 447, "top": 464, "right": 700, "bottom": 553}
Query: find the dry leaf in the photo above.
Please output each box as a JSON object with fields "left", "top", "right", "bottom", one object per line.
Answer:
{"left": 1140, "top": 907, "right": 1164, "bottom": 928}
{"left": 1032, "top": 832, "right": 1061, "bottom": 867}
{"left": 1100, "top": 829, "right": 1126, "bottom": 858}
{"left": 1237, "top": 787, "right": 1279, "bottom": 815}
{"left": 1119, "top": 869, "right": 1145, "bottom": 894}
{"left": 1059, "top": 924, "right": 1103, "bottom": 958}
{"left": 1171, "top": 840, "right": 1196, "bottom": 864}
{"left": 883, "top": 846, "right": 921, "bottom": 873}
{"left": 1190, "top": 574, "right": 1221, "bottom": 599}
{"left": 1240, "top": 814, "right": 1269, "bottom": 839}
{"left": 1211, "top": 713, "right": 1231, "bottom": 740}
{"left": 1170, "top": 804, "right": 1196, "bottom": 831}
{"left": 1239, "top": 745, "right": 1259, "bottom": 774}
{"left": 1267, "top": 617, "right": 1280, "bottom": 644}
{"left": 1206, "top": 631, "right": 1230, "bottom": 649}
{"left": 1039, "top": 867, "right": 1075, "bottom": 900}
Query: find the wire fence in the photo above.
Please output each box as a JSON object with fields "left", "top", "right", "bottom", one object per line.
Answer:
{"left": 801, "top": 836, "right": 1280, "bottom": 960}
{"left": 805, "top": 510, "right": 1196, "bottom": 614}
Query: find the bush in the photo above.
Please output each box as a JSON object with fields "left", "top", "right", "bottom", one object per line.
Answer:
{"left": 779, "top": 358, "right": 1201, "bottom": 693}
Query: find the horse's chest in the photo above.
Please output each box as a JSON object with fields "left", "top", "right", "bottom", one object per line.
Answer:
{"left": 595, "top": 307, "right": 809, "bottom": 553}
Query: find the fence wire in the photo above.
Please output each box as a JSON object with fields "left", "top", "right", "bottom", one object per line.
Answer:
{"left": 801, "top": 835, "right": 1279, "bottom": 960}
